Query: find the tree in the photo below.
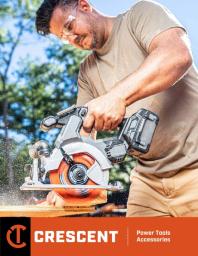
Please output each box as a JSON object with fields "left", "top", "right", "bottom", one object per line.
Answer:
{"left": 9, "top": 43, "right": 88, "bottom": 141}
{"left": 0, "top": 0, "right": 40, "bottom": 186}
{"left": 0, "top": 1, "right": 133, "bottom": 203}
{"left": 0, "top": 1, "right": 88, "bottom": 188}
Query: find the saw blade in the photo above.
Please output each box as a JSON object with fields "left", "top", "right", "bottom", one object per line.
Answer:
{"left": 49, "top": 153, "right": 102, "bottom": 198}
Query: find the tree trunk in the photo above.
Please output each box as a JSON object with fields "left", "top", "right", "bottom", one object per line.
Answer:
{"left": 3, "top": 97, "right": 14, "bottom": 187}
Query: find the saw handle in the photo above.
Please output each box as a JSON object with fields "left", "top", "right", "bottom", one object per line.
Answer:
{"left": 40, "top": 106, "right": 88, "bottom": 132}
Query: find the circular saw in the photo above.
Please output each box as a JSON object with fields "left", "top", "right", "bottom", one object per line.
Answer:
{"left": 21, "top": 106, "right": 159, "bottom": 206}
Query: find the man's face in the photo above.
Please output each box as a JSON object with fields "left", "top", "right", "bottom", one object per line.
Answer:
{"left": 50, "top": 5, "right": 103, "bottom": 50}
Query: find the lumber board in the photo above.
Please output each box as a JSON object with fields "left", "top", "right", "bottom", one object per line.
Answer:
{"left": 0, "top": 205, "right": 95, "bottom": 217}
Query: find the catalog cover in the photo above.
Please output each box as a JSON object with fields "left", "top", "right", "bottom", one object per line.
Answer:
{"left": 0, "top": 0, "right": 198, "bottom": 255}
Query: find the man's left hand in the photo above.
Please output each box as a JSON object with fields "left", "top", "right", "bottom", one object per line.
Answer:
{"left": 83, "top": 92, "right": 126, "bottom": 132}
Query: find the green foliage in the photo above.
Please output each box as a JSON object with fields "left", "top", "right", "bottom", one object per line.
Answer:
{"left": 0, "top": 0, "right": 133, "bottom": 201}
{"left": 0, "top": 0, "right": 88, "bottom": 141}
{"left": 0, "top": 0, "right": 41, "bottom": 126}
{"left": 0, "top": 0, "right": 88, "bottom": 188}
{"left": 8, "top": 43, "right": 88, "bottom": 141}
{"left": 0, "top": 0, "right": 41, "bottom": 19}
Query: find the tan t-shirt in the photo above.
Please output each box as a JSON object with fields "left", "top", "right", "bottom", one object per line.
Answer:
{"left": 77, "top": 0, "right": 198, "bottom": 176}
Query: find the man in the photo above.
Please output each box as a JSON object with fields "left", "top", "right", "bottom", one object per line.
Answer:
{"left": 36, "top": 0, "right": 198, "bottom": 216}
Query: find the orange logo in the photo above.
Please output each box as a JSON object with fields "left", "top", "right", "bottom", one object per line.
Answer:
{"left": 6, "top": 224, "right": 27, "bottom": 249}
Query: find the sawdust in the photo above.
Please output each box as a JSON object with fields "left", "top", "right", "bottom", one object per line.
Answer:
{"left": 0, "top": 190, "right": 26, "bottom": 206}
{"left": 0, "top": 188, "right": 47, "bottom": 206}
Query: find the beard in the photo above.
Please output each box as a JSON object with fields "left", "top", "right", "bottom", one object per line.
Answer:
{"left": 73, "top": 32, "right": 102, "bottom": 50}
{"left": 74, "top": 18, "right": 104, "bottom": 50}
{"left": 90, "top": 30, "right": 101, "bottom": 49}
{"left": 89, "top": 20, "right": 105, "bottom": 50}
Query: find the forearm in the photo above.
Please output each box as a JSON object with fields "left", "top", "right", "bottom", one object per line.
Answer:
{"left": 111, "top": 46, "right": 192, "bottom": 107}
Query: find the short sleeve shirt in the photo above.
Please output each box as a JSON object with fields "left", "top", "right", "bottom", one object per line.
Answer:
{"left": 77, "top": 0, "right": 198, "bottom": 175}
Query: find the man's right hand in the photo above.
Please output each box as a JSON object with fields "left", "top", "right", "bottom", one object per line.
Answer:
{"left": 83, "top": 92, "right": 126, "bottom": 132}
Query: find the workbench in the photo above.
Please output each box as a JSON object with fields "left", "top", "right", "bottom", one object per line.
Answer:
{"left": 0, "top": 205, "right": 95, "bottom": 217}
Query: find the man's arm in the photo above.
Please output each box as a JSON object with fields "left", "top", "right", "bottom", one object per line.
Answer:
{"left": 113, "top": 28, "right": 192, "bottom": 106}
{"left": 77, "top": 62, "right": 97, "bottom": 138}
{"left": 83, "top": 27, "right": 192, "bottom": 132}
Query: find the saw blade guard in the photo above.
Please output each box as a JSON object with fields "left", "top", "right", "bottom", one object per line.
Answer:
{"left": 49, "top": 153, "right": 104, "bottom": 198}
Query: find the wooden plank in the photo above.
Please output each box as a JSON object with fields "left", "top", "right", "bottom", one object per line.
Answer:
{"left": 0, "top": 205, "right": 95, "bottom": 217}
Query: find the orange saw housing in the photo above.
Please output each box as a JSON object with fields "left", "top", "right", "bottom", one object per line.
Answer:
{"left": 49, "top": 153, "right": 107, "bottom": 206}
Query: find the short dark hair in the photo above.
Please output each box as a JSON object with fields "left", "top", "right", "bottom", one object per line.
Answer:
{"left": 36, "top": 0, "right": 78, "bottom": 36}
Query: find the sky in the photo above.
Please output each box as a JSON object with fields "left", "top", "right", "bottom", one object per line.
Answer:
{"left": 12, "top": 0, "right": 198, "bottom": 69}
